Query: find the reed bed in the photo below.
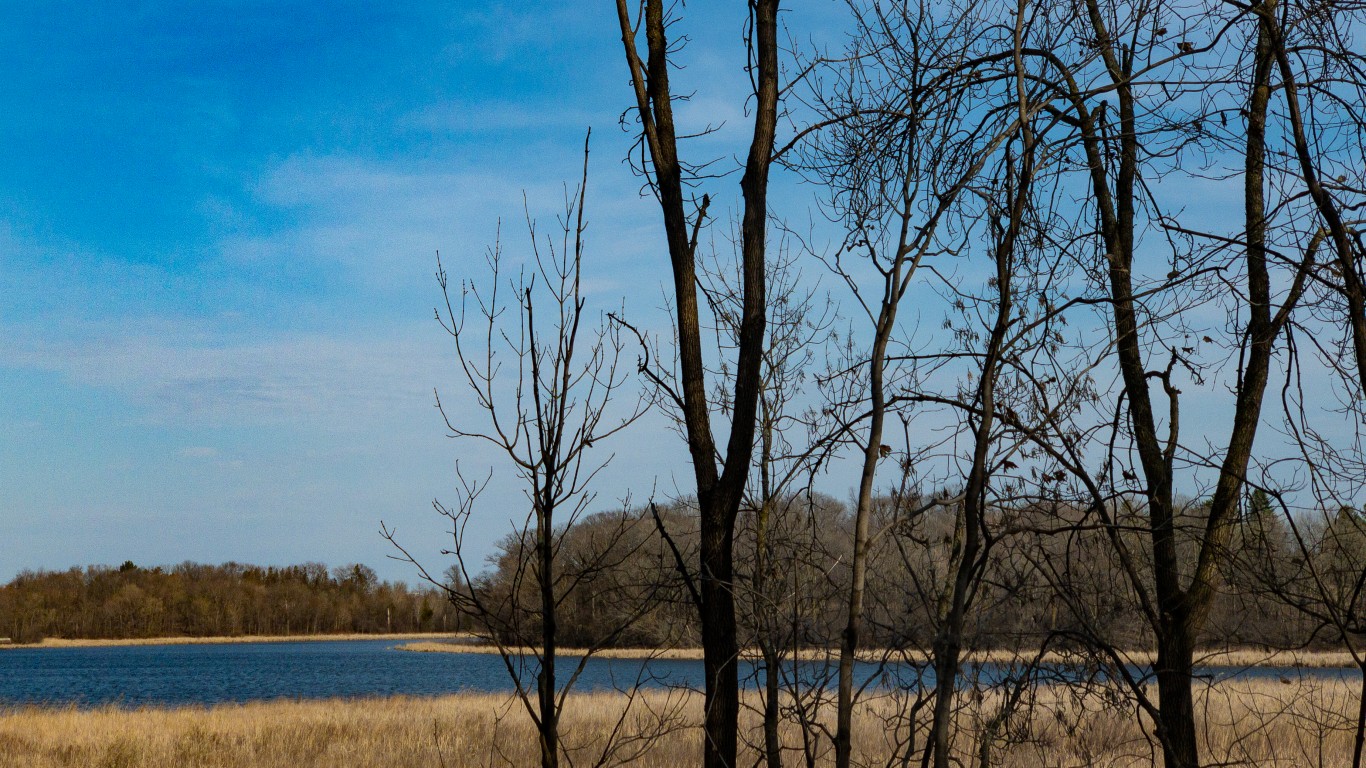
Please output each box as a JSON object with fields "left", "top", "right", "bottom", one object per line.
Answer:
{"left": 1, "top": 677, "right": 1359, "bottom": 767}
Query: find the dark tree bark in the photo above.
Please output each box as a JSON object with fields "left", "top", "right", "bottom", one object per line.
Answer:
{"left": 614, "top": 2, "right": 781, "bottom": 766}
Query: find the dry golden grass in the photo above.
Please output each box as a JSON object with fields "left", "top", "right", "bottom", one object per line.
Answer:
{"left": 0, "top": 633, "right": 468, "bottom": 650}
{"left": 1189, "top": 648, "right": 1362, "bottom": 669}
{"left": 398, "top": 641, "right": 1362, "bottom": 668}
{"left": 1, "top": 678, "right": 1359, "bottom": 767}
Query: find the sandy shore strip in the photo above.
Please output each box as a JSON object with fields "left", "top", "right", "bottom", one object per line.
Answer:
{"left": 400, "top": 641, "right": 713, "bottom": 660}
{"left": 397, "top": 641, "right": 1364, "bottom": 668}
{"left": 0, "top": 632, "right": 475, "bottom": 650}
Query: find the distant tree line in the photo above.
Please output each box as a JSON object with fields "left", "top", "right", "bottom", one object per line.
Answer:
{"left": 466, "top": 493, "right": 1363, "bottom": 656}
{"left": 0, "top": 560, "right": 461, "bottom": 643}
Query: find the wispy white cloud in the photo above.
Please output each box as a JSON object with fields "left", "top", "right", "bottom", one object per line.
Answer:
{"left": 224, "top": 154, "right": 569, "bottom": 280}
{"left": 214, "top": 150, "right": 665, "bottom": 307}
{"left": 0, "top": 326, "right": 449, "bottom": 428}
{"left": 0, "top": 146, "right": 667, "bottom": 435}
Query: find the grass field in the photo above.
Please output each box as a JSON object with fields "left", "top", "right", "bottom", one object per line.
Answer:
{"left": 2, "top": 678, "right": 1360, "bottom": 767}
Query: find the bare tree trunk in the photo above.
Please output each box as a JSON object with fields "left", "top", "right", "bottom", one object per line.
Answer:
{"left": 1153, "top": 627, "right": 1198, "bottom": 768}
{"left": 762, "top": 643, "right": 782, "bottom": 768}
{"left": 755, "top": 443, "right": 783, "bottom": 768}
{"left": 1355, "top": 662, "right": 1366, "bottom": 768}
{"left": 699, "top": 512, "right": 740, "bottom": 768}
{"left": 835, "top": 322, "right": 891, "bottom": 768}
{"left": 1144, "top": 9, "right": 1280, "bottom": 766}
{"left": 928, "top": 129, "right": 1029, "bottom": 767}
{"left": 538, "top": 502, "right": 558, "bottom": 768}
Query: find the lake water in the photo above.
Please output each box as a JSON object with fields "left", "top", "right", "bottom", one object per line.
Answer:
{"left": 0, "top": 640, "right": 1351, "bottom": 708}
{"left": 0, "top": 640, "right": 715, "bottom": 707}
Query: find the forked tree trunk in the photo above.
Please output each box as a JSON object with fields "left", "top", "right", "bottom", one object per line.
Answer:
{"left": 612, "top": 2, "right": 780, "bottom": 766}
{"left": 1070, "top": 2, "right": 1286, "bottom": 763}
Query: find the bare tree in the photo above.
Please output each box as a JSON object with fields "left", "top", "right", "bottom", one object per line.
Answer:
{"left": 963, "top": 0, "right": 1333, "bottom": 762}
{"left": 386, "top": 135, "right": 647, "bottom": 768}
{"left": 792, "top": 2, "right": 1055, "bottom": 762}
{"left": 613, "top": 2, "right": 782, "bottom": 765}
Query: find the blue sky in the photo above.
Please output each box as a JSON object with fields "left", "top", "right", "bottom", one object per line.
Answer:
{"left": 0, "top": 1, "right": 850, "bottom": 583}
{"left": 6, "top": 1, "right": 1340, "bottom": 586}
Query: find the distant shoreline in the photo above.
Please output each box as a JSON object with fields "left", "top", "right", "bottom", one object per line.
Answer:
{"left": 397, "top": 641, "right": 1363, "bottom": 669}
{"left": 0, "top": 632, "right": 469, "bottom": 650}
{"left": 3, "top": 634, "right": 1357, "bottom": 668}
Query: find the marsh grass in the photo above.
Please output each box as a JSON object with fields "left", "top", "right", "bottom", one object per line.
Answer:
{"left": 1, "top": 677, "right": 1360, "bottom": 767}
